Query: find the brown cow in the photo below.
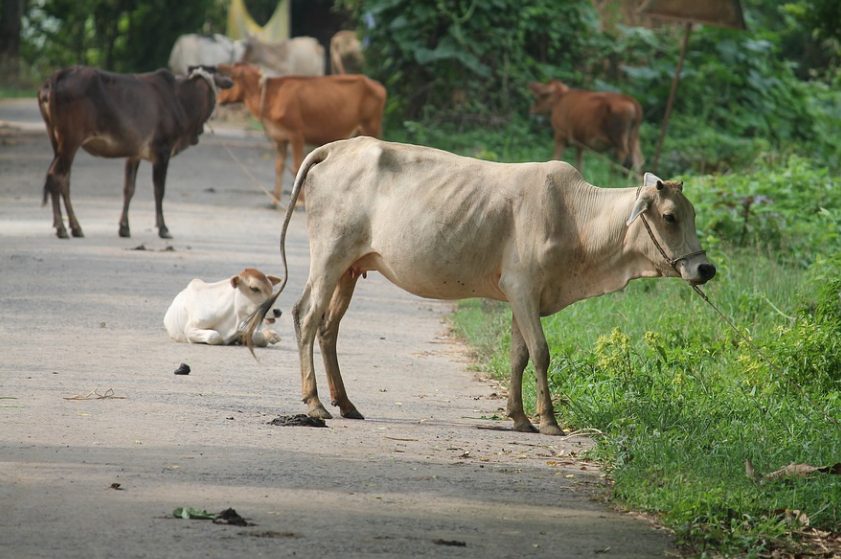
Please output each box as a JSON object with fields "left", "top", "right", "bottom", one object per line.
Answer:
{"left": 330, "top": 30, "right": 364, "bottom": 74}
{"left": 216, "top": 63, "right": 386, "bottom": 206}
{"left": 38, "top": 65, "right": 232, "bottom": 239}
{"left": 529, "top": 80, "right": 644, "bottom": 174}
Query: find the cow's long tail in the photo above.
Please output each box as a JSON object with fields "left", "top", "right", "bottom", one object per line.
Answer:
{"left": 241, "top": 144, "right": 331, "bottom": 356}
{"left": 37, "top": 77, "right": 56, "bottom": 206}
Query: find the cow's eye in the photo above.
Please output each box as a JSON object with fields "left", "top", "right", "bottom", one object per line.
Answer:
{"left": 250, "top": 286, "right": 260, "bottom": 293}
{"left": 663, "top": 213, "right": 676, "bottom": 223}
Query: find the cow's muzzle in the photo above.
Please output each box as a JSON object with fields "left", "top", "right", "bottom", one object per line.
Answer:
{"left": 695, "top": 263, "right": 716, "bottom": 284}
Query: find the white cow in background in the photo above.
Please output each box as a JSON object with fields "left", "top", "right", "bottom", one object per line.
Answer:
{"left": 168, "top": 34, "right": 245, "bottom": 76}
{"left": 240, "top": 35, "right": 325, "bottom": 77}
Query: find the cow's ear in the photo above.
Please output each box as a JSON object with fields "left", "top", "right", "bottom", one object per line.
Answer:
{"left": 626, "top": 196, "right": 650, "bottom": 226}
{"left": 267, "top": 275, "right": 281, "bottom": 286}
{"left": 231, "top": 276, "right": 240, "bottom": 289}
{"left": 643, "top": 172, "right": 662, "bottom": 188}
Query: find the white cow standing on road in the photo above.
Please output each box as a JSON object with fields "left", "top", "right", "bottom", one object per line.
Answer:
{"left": 244, "top": 137, "right": 716, "bottom": 435}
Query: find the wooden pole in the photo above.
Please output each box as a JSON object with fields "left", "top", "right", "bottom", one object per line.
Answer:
{"left": 652, "top": 22, "right": 693, "bottom": 173}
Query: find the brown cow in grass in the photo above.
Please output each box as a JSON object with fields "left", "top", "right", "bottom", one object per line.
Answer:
{"left": 216, "top": 63, "right": 386, "bottom": 207}
{"left": 529, "top": 80, "right": 644, "bottom": 174}
{"left": 38, "top": 65, "right": 232, "bottom": 239}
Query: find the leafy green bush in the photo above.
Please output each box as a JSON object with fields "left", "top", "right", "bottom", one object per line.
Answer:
{"left": 689, "top": 156, "right": 841, "bottom": 265}
{"left": 344, "top": 0, "right": 604, "bottom": 120}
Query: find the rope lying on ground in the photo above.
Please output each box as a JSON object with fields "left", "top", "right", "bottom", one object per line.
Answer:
{"left": 206, "top": 122, "right": 286, "bottom": 209}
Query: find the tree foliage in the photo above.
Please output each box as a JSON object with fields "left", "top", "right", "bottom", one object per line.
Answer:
{"left": 341, "top": 0, "right": 602, "bottom": 121}
{"left": 22, "top": 0, "right": 226, "bottom": 74}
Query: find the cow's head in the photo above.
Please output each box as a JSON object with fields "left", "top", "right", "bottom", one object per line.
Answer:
{"left": 231, "top": 267, "right": 282, "bottom": 314}
{"left": 187, "top": 65, "right": 234, "bottom": 90}
{"left": 215, "top": 63, "right": 260, "bottom": 105}
{"left": 626, "top": 173, "right": 716, "bottom": 285}
{"left": 528, "top": 80, "right": 570, "bottom": 115}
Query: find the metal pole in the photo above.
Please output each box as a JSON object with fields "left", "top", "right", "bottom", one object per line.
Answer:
{"left": 652, "top": 22, "right": 692, "bottom": 173}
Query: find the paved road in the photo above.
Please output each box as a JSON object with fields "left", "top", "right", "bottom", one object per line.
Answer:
{"left": 0, "top": 99, "right": 674, "bottom": 558}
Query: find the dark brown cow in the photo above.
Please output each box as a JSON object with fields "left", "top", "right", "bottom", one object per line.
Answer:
{"left": 37, "top": 65, "right": 232, "bottom": 239}
{"left": 529, "top": 80, "right": 644, "bottom": 174}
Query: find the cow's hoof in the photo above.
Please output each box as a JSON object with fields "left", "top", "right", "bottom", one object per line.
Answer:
{"left": 118, "top": 225, "right": 130, "bottom": 238}
{"left": 539, "top": 423, "right": 565, "bottom": 436}
{"left": 512, "top": 420, "right": 539, "bottom": 433}
{"left": 158, "top": 228, "right": 172, "bottom": 239}
{"left": 71, "top": 227, "right": 84, "bottom": 238}
{"left": 340, "top": 407, "right": 364, "bottom": 420}
{"left": 56, "top": 228, "right": 69, "bottom": 239}
{"left": 307, "top": 403, "right": 333, "bottom": 420}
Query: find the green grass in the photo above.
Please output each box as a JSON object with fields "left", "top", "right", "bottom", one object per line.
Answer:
{"left": 451, "top": 239, "right": 840, "bottom": 558}
{"left": 411, "top": 119, "right": 841, "bottom": 556}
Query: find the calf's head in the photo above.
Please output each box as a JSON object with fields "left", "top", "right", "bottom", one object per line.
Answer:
{"left": 231, "top": 268, "right": 282, "bottom": 313}
{"left": 626, "top": 173, "right": 716, "bottom": 285}
{"left": 528, "top": 80, "right": 570, "bottom": 115}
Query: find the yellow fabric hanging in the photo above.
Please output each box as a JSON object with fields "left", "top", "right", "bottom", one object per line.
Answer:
{"left": 227, "top": 0, "right": 290, "bottom": 41}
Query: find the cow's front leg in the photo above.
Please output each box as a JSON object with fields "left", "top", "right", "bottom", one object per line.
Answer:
{"left": 575, "top": 146, "right": 584, "bottom": 173}
{"left": 501, "top": 281, "right": 564, "bottom": 436}
{"left": 552, "top": 135, "right": 566, "bottom": 161}
{"left": 118, "top": 158, "right": 140, "bottom": 237}
{"left": 152, "top": 155, "right": 172, "bottom": 239}
{"left": 318, "top": 269, "right": 363, "bottom": 419}
{"left": 508, "top": 316, "right": 538, "bottom": 433}
{"left": 250, "top": 328, "right": 280, "bottom": 347}
{"left": 184, "top": 327, "right": 224, "bottom": 345}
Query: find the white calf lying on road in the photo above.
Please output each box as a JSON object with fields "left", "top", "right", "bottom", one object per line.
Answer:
{"left": 164, "top": 268, "right": 281, "bottom": 346}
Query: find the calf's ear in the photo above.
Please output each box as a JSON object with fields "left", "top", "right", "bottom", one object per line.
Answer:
{"left": 231, "top": 276, "right": 240, "bottom": 288}
{"left": 626, "top": 196, "right": 650, "bottom": 226}
{"left": 267, "top": 275, "right": 282, "bottom": 286}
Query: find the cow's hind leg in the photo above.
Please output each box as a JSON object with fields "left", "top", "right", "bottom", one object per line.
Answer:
{"left": 152, "top": 155, "right": 172, "bottom": 239}
{"left": 44, "top": 157, "right": 68, "bottom": 238}
{"left": 44, "top": 150, "right": 81, "bottom": 238}
{"left": 118, "top": 158, "right": 140, "bottom": 237}
{"left": 507, "top": 317, "right": 538, "bottom": 433}
{"left": 292, "top": 267, "right": 346, "bottom": 419}
{"left": 317, "top": 269, "right": 363, "bottom": 419}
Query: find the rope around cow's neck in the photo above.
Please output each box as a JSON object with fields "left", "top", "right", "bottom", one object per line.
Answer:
{"left": 634, "top": 186, "right": 782, "bottom": 372}
{"left": 188, "top": 67, "right": 219, "bottom": 120}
